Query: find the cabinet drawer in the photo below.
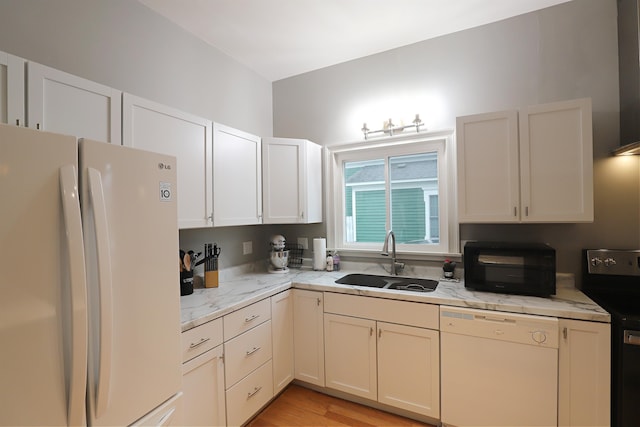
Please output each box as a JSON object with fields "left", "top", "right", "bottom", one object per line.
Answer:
{"left": 225, "top": 320, "right": 273, "bottom": 387}
{"left": 226, "top": 360, "right": 274, "bottom": 427}
{"left": 324, "top": 292, "right": 439, "bottom": 330}
{"left": 181, "top": 318, "right": 223, "bottom": 363}
{"left": 224, "top": 298, "right": 271, "bottom": 341}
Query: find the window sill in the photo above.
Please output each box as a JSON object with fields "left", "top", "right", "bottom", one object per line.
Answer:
{"left": 331, "top": 247, "right": 462, "bottom": 263}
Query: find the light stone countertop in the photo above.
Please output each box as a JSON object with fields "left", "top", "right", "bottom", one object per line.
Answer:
{"left": 179, "top": 261, "right": 610, "bottom": 332}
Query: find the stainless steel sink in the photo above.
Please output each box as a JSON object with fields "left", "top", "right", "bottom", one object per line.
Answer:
{"left": 335, "top": 273, "right": 438, "bottom": 293}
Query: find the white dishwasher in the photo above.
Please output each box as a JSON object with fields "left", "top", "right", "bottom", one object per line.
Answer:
{"left": 440, "top": 306, "right": 559, "bottom": 427}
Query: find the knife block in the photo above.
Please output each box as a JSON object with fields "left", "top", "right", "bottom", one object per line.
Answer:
{"left": 205, "top": 270, "right": 218, "bottom": 288}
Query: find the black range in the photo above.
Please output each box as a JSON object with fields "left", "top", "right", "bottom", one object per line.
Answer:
{"left": 582, "top": 249, "right": 640, "bottom": 427}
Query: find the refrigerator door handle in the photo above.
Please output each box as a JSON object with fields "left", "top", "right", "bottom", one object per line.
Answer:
{"left": 157, "top": 408, "right": 176, "bottom": 426}
{"left": 88, "top": 167, "right": 114, "bottom": 419}
{"left": 59, "top": 165, "right": 88, "bottom": 426}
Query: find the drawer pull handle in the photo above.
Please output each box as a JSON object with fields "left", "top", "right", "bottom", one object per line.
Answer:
{"left": 245, "top": 314, "right": 260, "bottom": 323}
{"left": 246, "top": 346, "right": 261, "bottom": 356}
{"left": 247, "top": 386, "right": 262, "bottom": 399}
{"left": 189, "top": 337, "right": 210, "bottom": 349}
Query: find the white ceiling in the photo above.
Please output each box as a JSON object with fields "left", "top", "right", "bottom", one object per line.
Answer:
{"left": 138, "top": 0, "right": 572, "bottom": 82}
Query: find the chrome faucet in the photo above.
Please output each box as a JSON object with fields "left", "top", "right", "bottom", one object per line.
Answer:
{"left": 381, "top": 230, "right": 404, "bottom": 275}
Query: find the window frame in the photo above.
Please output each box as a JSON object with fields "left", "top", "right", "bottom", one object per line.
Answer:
{"left": 326, "top": 130, "right": 458, "bottom": 259}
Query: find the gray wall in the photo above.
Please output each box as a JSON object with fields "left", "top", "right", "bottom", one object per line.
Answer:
{"left": 0, "top": 0, "right": 272, "bottom": 136}
{"left": 273, "top": 0, "right": 640, "bottom": 277}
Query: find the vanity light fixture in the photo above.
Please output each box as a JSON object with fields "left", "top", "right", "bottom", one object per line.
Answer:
{"left": 612, "top": 140, "right": 640, "bottom": 156}
{"left": 361, "top": 114, "right": 424, "bottom": 139}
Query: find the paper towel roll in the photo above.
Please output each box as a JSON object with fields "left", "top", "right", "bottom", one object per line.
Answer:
{"left": 313, "top": 238, "right": 326, "bottom": 271}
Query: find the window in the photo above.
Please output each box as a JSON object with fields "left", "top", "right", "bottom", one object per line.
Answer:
{"left": 328, "top": 132, "right": 455, "bottom": 256}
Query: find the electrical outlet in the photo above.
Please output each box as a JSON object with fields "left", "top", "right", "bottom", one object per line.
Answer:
{"left": 297, "top": 237, "right": 309, "bottom": 250}
{"left": 243, "top": 241, "right": 253, "bottom": 255}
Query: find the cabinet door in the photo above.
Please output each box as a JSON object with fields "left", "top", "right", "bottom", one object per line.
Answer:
{"left": 27, "top": 62, "right": 121, "bottom": 144}
{"left": 324, "top": 313, "right": 377, "bottom": 400}
{"left": 558, "top": 319, "right": 610, "bottom": 427}
{"left": 304, "top": 141, "right": 323, "bottom": 223}
{"left": 377, "top": 322, "right": 440, "bottom": 418}
{"left": 456, "top": 110, "right": 520, "bottom": 222}
{"left": 181, "top": 345, "right": 226, "bottom": 427}
{"left": 262, "top": 138, "right": 323, "bottom": 224}
{"left": 122, "top": 93, "right": 213, "bottom": 229}
{"left": 520, "top": 98, "right": 593, "bottom": 222}
{"left": 0, "top": 51, "right": 25, "bottom": 126}
{"left": 271, "top": 290, "right": 294, "bottom": 394}
{"left": 262, "top": 137, "right": 304, "bottom": 224}
{"left": 292, "top": 289, "right": 325, "bottom": 387}
{"left": 213, "top": 122, "right": 262, "bottom": 226}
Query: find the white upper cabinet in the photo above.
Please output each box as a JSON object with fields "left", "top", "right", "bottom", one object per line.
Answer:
{"left": 457, "top": 98, "right": 593, "bottom": 223}
{"left": 519, "top": 98, "right": 593, "bottom": 222}
{"left": 262, "top": 137, "right": 323, "bottom": 224}
{"left": 212, "top": 122, "right": 262, "bottom": 227}
{"left": 457, "top": 110, "right": 520, "bottom": 222}
{"left": 122, "top": 93, "right": 213, "bottom": 229}
{"left": 0, "top": 51, "right": 25, "bottom": 127}
{"left": 27, "top": 61, "right": 121, "bottom": 144}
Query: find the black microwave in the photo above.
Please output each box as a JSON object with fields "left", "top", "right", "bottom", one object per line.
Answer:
{"left": 464, "top": 241, "right": 556, "bottom": 297}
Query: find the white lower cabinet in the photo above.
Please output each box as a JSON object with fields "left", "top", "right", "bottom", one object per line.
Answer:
{"left": 324, "top": 313, "right": 377, "bottom": 400}
{"left": 293, "top": 289, "right": 325, "bottom": 387}
{"left": 558, "top": 319, "right": 611, "bottom": 427}
{"left": 271, "top": 290, "right": 294, "bottom": 394}
{"left": 377, "top": 322, "right": 440, "bottom": 416}
{"left": 226, "top": 360, "right": 274, "bottom": 427}
{"left": 223, "top": 300, "right": 274, "bottom": 426}
{"left": 179, "top": 289, "right": 610, "bottom": 427}
{"left": 323, "top": 292, "right": 440, "bottom": 419}
{"left": 181, "top": 318, "right": 226, "bottom": 426}
{"left": 182, "top": 345, "right": 226, "bottom": 426}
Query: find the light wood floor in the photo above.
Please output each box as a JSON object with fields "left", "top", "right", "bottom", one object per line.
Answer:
{"left": 247, "top": 384, "right": 435, "bottom": 427}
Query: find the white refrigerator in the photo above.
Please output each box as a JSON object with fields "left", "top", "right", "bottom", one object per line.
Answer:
{"left": 0, "top": 124, "right": 183, "bottom": 426}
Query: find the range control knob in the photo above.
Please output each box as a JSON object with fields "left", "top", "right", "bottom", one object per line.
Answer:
{"left": 590, "top": 257, "right": 603, "bottom": 267}
{"left": 604, "top": 257, "right": 617, "bottom": 267}
{"left": 532, "top": 330, "right": 547, "bottom": 344}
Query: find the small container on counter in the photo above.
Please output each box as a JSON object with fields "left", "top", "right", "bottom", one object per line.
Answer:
{"left": 326, "top": 254, "right": 334, "bottom": 271}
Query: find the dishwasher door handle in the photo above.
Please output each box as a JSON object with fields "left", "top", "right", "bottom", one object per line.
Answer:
{"left": 476, "top": 315, "right": 516, "bottom": 323}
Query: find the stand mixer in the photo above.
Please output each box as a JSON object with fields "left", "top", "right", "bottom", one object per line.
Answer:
{"left": 269, "top": 234, "right": 289, "bottom": 273}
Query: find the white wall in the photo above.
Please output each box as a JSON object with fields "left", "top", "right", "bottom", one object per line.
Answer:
{"left": 0, "top": 0, "right": 272, "bottom": 136}
{"left": 273, "top": 0, "right": 640, "bottom": 275}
